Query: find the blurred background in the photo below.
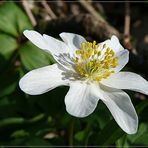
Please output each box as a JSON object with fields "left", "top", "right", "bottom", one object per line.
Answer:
{"left": 0, "top": 0, "right": 148, "bottom": 147}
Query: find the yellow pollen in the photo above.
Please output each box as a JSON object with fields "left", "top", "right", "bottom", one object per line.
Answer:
{"left": 103, "top": 44, "right": 106, "bottom": 48}
{"left": 76, "top": 57, "right": 79, "bottom": 63}
{"left": 76, "top": 50, "right": 81, "bottom": 55}
{"left": 81, "top": 42, "right": 85, "bottom": 50}
{"left": 93, "top": 41, "right": 96, "bottom": 48}
{"left": 75, "top": 41, "right": 118, "bottom": 81}
{"left": 94, "top": 49, "right": 98, "bottom": 54}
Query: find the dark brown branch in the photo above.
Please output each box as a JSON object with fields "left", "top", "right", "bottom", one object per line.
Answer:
{"left": 79, "top": 0, "right": 121, "bottom": 38}
{"left": 42, "top": 14, "right": 120, "bottom": 40}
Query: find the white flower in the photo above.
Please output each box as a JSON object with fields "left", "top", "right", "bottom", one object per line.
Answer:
{"left": 19, "top": 30, "right": 148, "bottom": 134}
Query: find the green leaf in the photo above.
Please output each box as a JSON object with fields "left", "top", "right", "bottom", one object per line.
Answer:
{"left": 13, "top": 5, "right": 33, "bottom": 34}
{"left": 116, "top": 99, "right": 148, "bottom": 147}
{"left": 11, "top": 129, "right": 29, "bottom": 138}
{"left": 95, "top": 102, "right": 112, "bottom": 129}
{"left": 96, "top": 119, "right": 124, "bottom": 146}
{"left": 28, "top": 114, "right": 45, "bottom": 123}
{"left": 32, "top": 87, "right": 68, "bottom": 115}
{"left": 95, "top": 99, "right": 148, "bottom": 146}
{"left": 127, "top": 123, "right": 148, "bottom": 144}
{"left": 20, "top": 41, "right": 54, "bottom": 70}
{"left": 75, "top": 131, "right": 85, "bottom": 142}
{"left": 136, "top": 99, "right": 148, "bottom": 115}
{"left": 0, "top": 3, "right": 17, "bottom": 36}
{"left": 0, "top": 117, "right": 24, "bottom": 127}
{"left": 116, "top": 135, "right": 129, "bottom": 148}
{"left": 0, "top": 71, "right": 18, "bottom": 97}
{"left": 0, "top": 34, "right": 18, "bottom": 59}
{"left": 117, "top": 122, "right": 148, "bottom": 146}
{"left": 0, "top": 2, "right": 32, "bottom": 36}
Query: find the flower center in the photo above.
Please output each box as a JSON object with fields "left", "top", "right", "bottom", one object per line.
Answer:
{"left": 75, "top": 41, "right": 118, "bottom": 81}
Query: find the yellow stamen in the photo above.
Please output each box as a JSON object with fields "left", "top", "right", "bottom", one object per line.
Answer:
{"left": 103, "top": 44, "right": 106, "bottom": 48}
{"left": 76, "top": 50, "right": 80, "bottom": 55}
{"left": 75, "top": 41, "right": 118, "bottom": 81}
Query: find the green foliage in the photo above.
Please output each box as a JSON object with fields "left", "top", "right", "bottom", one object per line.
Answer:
{"left": 0, "top": 34, "right": 17, "bottom": 59}
{"left": 0, "top": 2, "right": 32, "bottom": 36}
{"left": 20, "top": 41, "right": 54, "bottom": 70}
{"left": 0, "top": 1, "right": 148, "bottom": 147}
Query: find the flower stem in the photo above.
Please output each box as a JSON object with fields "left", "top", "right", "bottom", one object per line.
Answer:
{"left": 69, "top": 118, "right": 75, "bottom": 147}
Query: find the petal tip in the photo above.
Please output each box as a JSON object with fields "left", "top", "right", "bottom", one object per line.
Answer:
{"left": 19, "top": 76, "right": 30, "bottom": 94}
{"left": 19, "top": 74, "right": 35, "bottom": 95}
{"left": 65, "top": 107, "right": 89, "bottom": 118}
{"left": 126, "top": 126, "right": 138, "bottom": 135}
{"left": 125, "top": 115, "right": 138, "bottom": 135}
{"left": 59, "top": 32, "right": 66, "bottom": 35}
{"left": 59, "top": 32, "right": 72, "bottom": 40}
{"left": 23, "top": 30, "right": 32, "bottom": 36}
{"left": 111, "top": 35, "right": 119, "bottom": 41}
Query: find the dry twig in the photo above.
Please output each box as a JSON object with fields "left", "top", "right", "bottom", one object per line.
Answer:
{"left": 124, "top": 1, "right": 130, "bottom": 37}
{"left": 22, "top": 0, "right": 37, "bottom": 26}
{"left": 41, "top": 0, "right": 57, "bottom": 19}
{"left": 124, "top": 1, "right": 131, "bottom": 47}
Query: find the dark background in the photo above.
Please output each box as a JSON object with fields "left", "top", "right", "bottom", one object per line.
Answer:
{"left": 0, "top": 1, "right": 148, "bottom": 147}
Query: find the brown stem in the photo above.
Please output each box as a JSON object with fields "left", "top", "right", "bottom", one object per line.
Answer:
{"left": 124, "top": 1, "right": 131, "bottom": 44}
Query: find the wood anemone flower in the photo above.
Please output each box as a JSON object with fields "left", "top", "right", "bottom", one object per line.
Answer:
{"left": 19, "top": 30, "right": 148, "bottom": 134}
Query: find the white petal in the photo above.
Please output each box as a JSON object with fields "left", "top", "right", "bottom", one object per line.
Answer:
{"left": 23, "top": 30, "right": 48, "bottom": 50}
{"left": 98, "top": 39, "right": 110, "bottom": 59}
{"left": 64, "top": 81, "right": 100, "bottom": 117}
{"left": 100, "top": 85, "right": 138, "bottom": 134}
{"left": 109, "top": 35, "right": 124, "bottom": 53}
{"left": 100, "top": 36, "right": 128, "bottom": 71}
{"left": 114, "top": 49, "right": 129, "bottom": 73}
{"left": 101, "top": 35, "right": 124, "bottom": 56}
{"left": 43, "top": 34, "right": 69, "bottom": 55}
{"left": 43, "top": 34, "right": 76, "bottom": 70}
{"left": 23, "top": 30, "right": 74, "bottom": 70}
{"left": 108, "top": 36, "right": 129, "bottom": 72}
{"left": 59, "top": 32, "right": 86, "bottom": 54}
{"left": 19, "top": 64, "right": 69, "bottom": 95}
{"left": 101, "top": 72, "right": 148, "bottom": 95}
{"left": 23, "top": 30, "right": 69, "bottom": 55}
